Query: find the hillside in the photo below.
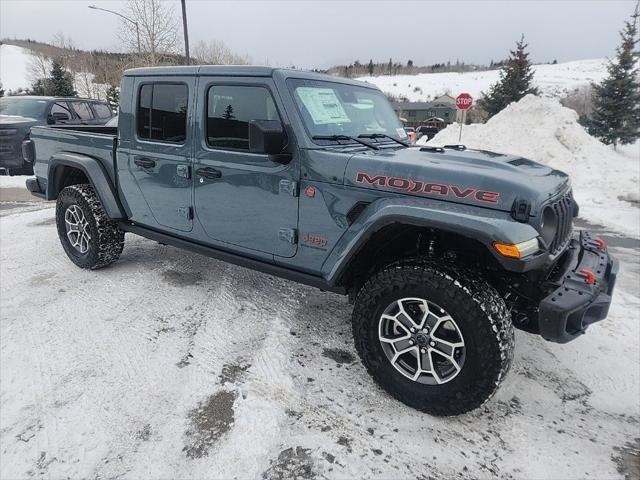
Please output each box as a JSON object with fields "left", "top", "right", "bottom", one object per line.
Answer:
{"left": 0, "top": 43, "right": 105, "bottom": 98}
{"left": 357, "top": 59, "right": 608, "bottom": 101}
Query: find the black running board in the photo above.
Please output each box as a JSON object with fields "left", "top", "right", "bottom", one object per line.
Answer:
{"left": 119, "top": 222, "right": 345, "bottom": 294}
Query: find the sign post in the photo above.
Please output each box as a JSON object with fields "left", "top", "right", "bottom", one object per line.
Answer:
{"left": 456, "top": 93, "right": 473, "bottom": 142}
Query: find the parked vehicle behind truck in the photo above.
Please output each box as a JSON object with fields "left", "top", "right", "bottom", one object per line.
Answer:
{"left": 25, "top": 66, "right": 618, "bottom": 416}
{"left": 0, "top": 96, "right": 113, "bottom": 175}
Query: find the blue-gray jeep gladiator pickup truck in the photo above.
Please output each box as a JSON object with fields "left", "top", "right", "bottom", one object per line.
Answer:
{"left": 24, "top": 66, "right": 618, "bottom": 416}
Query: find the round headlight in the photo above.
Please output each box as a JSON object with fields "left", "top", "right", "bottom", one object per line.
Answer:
{"left": 541, "top": 206, "right": 558, "bottom": 244}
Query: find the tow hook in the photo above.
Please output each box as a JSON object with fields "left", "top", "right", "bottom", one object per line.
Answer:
{"left": 592, "top": 237, "right": 606, "bottom": 251}
{"left": 578, "top": 268, "right": 597, "bottom": 285}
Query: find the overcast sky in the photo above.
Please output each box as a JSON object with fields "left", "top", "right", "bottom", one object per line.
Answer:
{"left": 0, "top": 0, "right": 636, "bottom": 68}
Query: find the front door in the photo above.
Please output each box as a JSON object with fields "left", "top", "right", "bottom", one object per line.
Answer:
{"left": 193, "top": 78, "right": 298, "bottom": 257}
{"left": 126, "top": 78, "right": 195, "bottom": 232}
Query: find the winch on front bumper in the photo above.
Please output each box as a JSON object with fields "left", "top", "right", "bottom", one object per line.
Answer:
{"left": 538, "top": 231, "right": 619, "bottom": 343}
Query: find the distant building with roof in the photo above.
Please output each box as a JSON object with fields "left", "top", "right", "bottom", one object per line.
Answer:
{"left": 393, "top": 94, "right": 457, "bottom": 126}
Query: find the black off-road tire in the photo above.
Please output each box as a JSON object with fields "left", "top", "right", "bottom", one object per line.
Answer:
{"left": 56, "top": 184, "right": 125, "bottom": 269}
{"left": 352, "top": 260, "right": 515, "bottom": 416}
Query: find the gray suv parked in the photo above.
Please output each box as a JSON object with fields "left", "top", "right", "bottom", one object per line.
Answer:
{"left": 0, "top": 96, "right": 113, "bottom": 175}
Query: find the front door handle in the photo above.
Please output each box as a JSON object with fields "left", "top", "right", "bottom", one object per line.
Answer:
{"left": 134, "top": 158, "right": 156, "bottom": 168}
{"left": 196, "top": 167, "right": 222, "bottom": 179}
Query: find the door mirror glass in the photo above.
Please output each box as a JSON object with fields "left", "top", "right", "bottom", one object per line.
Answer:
{"left": 249, "top": 119, "right": 286, "bottom": 155}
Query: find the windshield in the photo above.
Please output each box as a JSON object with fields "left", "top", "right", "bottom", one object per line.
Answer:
{"left": 287, "top": 78, "right": 406, "bottom": 145}
{"left": 0, "top": 97, "right": 49, "bottom": 118}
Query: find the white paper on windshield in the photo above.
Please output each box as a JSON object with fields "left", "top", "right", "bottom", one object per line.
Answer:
{"left": 296, "top": 87, "right": 351, "bottom": 125}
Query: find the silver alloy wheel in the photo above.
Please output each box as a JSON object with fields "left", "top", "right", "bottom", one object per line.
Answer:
{"left": 378, "top": 297, "right": 466, "bottom": 385}
{"left": 64, "top": 204, "right": 92, "bottom": 254}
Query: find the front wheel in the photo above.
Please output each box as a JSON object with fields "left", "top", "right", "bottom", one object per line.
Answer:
{"left": 352, "top": 260, "right": 515, "bottom": 416}
{"left": 55, "top": 184, "right": 125, "bottom": 269}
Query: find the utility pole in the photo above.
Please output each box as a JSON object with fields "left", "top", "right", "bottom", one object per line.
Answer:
{"left": 181, "top": 0, "right": 190, "bottom": 65}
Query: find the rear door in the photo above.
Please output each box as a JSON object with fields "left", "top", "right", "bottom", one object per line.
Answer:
{"left": 193, "top": 78, "right": 298, "bottom": 257}
{"left": 124, "top": 78, "right": 195, "bottom": 232}
{"left": 69, "top": 100, "right": 98, "bottom": 125}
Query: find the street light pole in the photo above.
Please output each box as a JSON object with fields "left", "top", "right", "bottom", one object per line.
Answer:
{"left": 88, "top": 5, "right": 140, "bottom": 54}
{"left": 181, "top": 0, "right": 190, "bottom": 65}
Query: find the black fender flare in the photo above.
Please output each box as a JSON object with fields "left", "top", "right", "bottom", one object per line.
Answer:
{"left": 46, "top": 153, "right": 126, "bottom": 220}
{"left": 322, "top": 198, "right": 542, "bottom": 284}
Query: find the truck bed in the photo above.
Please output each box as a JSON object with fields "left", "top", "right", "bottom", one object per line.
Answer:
{"left": 30, "top": 125, "right": 119, "bottom": 184}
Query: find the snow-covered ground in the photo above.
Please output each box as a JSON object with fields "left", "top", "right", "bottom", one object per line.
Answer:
{"left": 358, "top": 59, "right": 608, "bottom": 101}
{"left": 421, "top": 95, "right": 640, "bottom": 238}
{"left": 0, "top": 204, "right": 638, "bottom": 479}
{"left": 0, "top": 175, "right": 30, "bottom": 189}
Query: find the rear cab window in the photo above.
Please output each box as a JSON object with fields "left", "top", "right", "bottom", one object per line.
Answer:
{"left": 136, "top": 83, "right": 188, "bottom": 144}
{"left": 206, "top": 85, "right": 279, "bottom": 150}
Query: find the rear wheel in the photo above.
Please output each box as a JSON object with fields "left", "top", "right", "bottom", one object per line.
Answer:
{"left": 55, "top": 184, "right": 125, "bottom": 269}
{"left": 352, "top": 260, "right": 515, "bottom": 416}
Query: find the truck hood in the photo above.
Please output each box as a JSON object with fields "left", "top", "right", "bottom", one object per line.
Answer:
{"left": 0, "top": 115, "right": 40, "bottom": 127}
{"left": 343, "top": 146, "right": 570, "bottom": 216}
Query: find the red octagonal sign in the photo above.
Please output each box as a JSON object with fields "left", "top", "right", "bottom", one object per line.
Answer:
{"left": 456, "top": 93, "right": 473, "bottom": 110}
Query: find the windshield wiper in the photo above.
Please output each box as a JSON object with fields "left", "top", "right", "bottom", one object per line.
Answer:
{"left": 312, "top": 135, "right": 379, "bottom": 150}
{"left": 358, "top": 133, "right": 409, "bottom": 147}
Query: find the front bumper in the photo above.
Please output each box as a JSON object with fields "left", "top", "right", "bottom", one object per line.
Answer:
{"left": 538, "top": 231, "right": 618, "bottom": 343}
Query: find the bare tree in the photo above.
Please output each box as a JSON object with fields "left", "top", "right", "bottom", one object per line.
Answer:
{"left": 191, "top": 40, "right": 250, "bottom": 65}
{"left": 560, "top": 85, "right": 595, "bottom": 121}
{"left": 27, "top": 52, "right": 51, "bottom": 85}
{"left": 119, "top": 0, "right": 180, "bottom": 65}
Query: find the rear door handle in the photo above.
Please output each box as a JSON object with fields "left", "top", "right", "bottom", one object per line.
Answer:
{"left": 134, "top": 158, "right": 156, "bottom": 168}
{"left": 196, "top": 167, "right": 222, "bottom": 179}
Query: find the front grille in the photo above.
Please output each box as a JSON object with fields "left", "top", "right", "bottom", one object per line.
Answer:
{"left": 549, "top": 190, "right": 574, "bottom": 254}
{"left": 0, "top": 144, "right": 13, "bottom": 154}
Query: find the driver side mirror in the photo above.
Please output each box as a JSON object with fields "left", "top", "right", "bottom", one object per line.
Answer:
{"left": 249, "top": 120, "right": 288, "bottom": 160}
{"left": 47, "top": 112, "right": 70, "bottom": 124}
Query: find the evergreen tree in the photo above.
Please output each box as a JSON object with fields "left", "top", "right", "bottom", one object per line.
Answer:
{"left": 48, "top": 60, "right": 76, "bottom": 97}
{"left": 106, "top": 85, "right": 120, "bottom": 111}
{"left": 0, "top": 82, "right": 4, "bottom": 97}
{"left": 368, "top": 59, "right": 374, "bottom": 76}
{"left": 478, "top": 35, "right": 539, "bottom": 118}
{"left": 222, "top": 104, "right": 234, "bottom": 120}
{"left": 588, "top": 6, "right": 640, "bottom": 148}
{"left": 29, "top": 78, "right": 48, "bottom": 96}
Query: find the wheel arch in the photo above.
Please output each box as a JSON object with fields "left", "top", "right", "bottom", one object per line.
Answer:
{"left": 323, "top": 199, "right": 540, "bottom": 291}
{"left": 47, "top": 154, "right": 126, "bottom": 220}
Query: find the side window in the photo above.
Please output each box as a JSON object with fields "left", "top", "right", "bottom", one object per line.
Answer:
{"left": 93, "top": 103, "right": 112, "bottom": 119}
{"left": 50, "top": 102, "right": 73, "bottom": 119}
{"left": 72, "top": 102, "right": 94, "bottom": 120}
{"left": 136, "top": 83, "right": 188, "bottom": 143}
{"left": 206, "top": 85, "right": 278, "bottom": 150}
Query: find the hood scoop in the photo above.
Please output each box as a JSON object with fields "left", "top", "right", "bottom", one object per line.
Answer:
{"left": 420, "top": 144, "right": 467, "bottom": 154}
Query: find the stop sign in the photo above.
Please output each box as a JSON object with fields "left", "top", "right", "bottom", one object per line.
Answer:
{"left": 456, "top": 93, "right": 473, "bottom": 110}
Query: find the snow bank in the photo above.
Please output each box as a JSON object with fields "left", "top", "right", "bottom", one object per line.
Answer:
{"left": 358, "top": 59, "right": 608, "bottom": 101}
{"left": 0, "top": 176, "right": 29, "bottom": 189}
{"left": 421, "top": 95, "right": 639, "bottom": 237}
{"left": 0, "top": 44, "right": 32, "bottom": 92}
